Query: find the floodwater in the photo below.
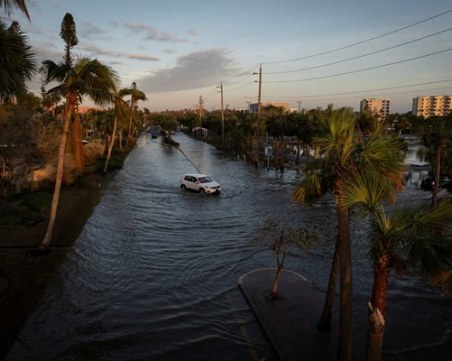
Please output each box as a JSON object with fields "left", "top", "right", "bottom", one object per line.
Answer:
{"left": 7, "top": 133, "right": 452, "bottom": 361}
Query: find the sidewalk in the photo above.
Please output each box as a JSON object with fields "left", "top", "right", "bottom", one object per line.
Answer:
{"left": 238, "top": 268, "right": 337, "bottom": 361}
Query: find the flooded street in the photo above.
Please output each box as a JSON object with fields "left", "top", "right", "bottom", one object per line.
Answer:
{"left": 7, "top": 133, "right": 452, "bottom": 361}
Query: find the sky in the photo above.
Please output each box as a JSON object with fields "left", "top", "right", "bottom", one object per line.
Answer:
{"left": 3, "top": 0, "right": 452, "bottom": 113}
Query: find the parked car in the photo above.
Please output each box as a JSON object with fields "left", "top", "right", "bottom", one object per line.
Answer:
{"left": 420, "top": 176, "right": 452, "bottom": 192}
{"left": 180, "top": 174, "right": 221, "bottom": 194}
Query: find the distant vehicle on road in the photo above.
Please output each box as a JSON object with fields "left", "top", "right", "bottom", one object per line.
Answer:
{"left": 180, "top": 173, "right": 221, "bottom": 194}
{"left": 420, "top": 176, "right": 452, "bottom": 192}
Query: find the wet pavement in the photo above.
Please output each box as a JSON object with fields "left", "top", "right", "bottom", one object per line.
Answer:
{"left": 239, "top": 268, "right": 338, "bottom": 361}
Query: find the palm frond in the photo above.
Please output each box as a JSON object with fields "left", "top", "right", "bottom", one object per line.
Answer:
{"left": 431, "top": 269, "right": 452, "bottom": 295}
{"left": 387, "top": 199, "right": 452, "bottom": 275}
{"left": 0, "top": 20, "right": 35, "bottom": 100}
{"left": 293, "top": 159, "right": 329, "bottom": 203}
{"left": 360, "top": 135, "right": 407, "bottom": 178}
{"left": 41, "top": 60, "right": 69, "bottom": 84}
{"left": 342, "top": 172, "right": 393, "bottom": 212}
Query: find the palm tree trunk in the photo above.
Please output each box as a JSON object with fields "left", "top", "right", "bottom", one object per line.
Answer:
{"left": 127, "top": 100, "right": 135, "bottom": 146}
{"left": 366, "top": 255, "right": 390, "bottom": 361}
{"left": 72, "top": 111, "right": 84, "bottom": 171}
{"left": 306, "top": 144, "right": 311, "bottom": 159}
{"left": 432, "top": 141, "right": 442, "bottom": 209}
{"left": 103, "top": 115, "right": 118, "bottom": 174}
{"left": 40, "top": 97, "right": 76, "bottom": 249}
{"left": 336, "top": 200, "right": 353, "bottom": 361}
{"left": 317, "top": 242, "right": 340, "bottom": 332}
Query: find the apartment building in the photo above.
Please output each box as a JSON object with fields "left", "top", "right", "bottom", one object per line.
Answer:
{"left": 412, "top": 95, "right": 452, "bottom": 118}
{"left": 360, "top": 98, "right": 390, "bottom": 122}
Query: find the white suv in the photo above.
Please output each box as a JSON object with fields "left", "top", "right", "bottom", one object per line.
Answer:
{"left": 180, "top": 173, "right": 221, "bottom": 194}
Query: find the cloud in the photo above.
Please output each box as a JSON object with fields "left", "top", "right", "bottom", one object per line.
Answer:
{"left": 138, "top": 48, "right": 239, "bottom": 92}
{"left": 81, "top": 45, "right": 160, "bottom": 62}
{"left": 123, "top": 22, "right": 189, "bottom": 43}
{"left": 79, "top": 20, "right": 110, "bottom": 40}
{"left": 163, "top": 48, "right": 177, "bottom": 55}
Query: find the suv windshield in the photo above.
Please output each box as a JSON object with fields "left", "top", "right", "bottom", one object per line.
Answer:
{"left": 198, "top": 176, "right": 213, "bottom": 183}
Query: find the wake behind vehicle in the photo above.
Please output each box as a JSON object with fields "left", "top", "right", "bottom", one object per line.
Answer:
{"left": 180, "top": 174, "right": 221, "bottom": 194}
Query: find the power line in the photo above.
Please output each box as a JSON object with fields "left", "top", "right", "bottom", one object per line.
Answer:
{"left": 266, "top": 27, "right": 452, "bottom": 75}
{"left": 263, "top": 9, "right": 452, "bottom": 65}
{"left": 265, "top": 48, "right": 452, "bottom": 83}
{"left": 285, "top": 78, "right": 452, "bottom": 99}
{"left": 222, "top": 65, "right": 259, "bottom": 86}
{"left": 292, "top": 85, "right": 452, "bottom": 101}
{"left": 224, "top": 81, "right": 255, "bottom": 92}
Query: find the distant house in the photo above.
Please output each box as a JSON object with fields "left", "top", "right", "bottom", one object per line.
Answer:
{"left": 78, "top": 106, "right": 104, "bottom": 114}
{"left": 249, "top": 101, "right": 290, "bottom": 113}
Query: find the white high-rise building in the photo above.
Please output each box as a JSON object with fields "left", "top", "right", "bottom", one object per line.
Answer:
{"left": 360, "top": 98, "right": 390, "bottom": 122}
{"left": 412, "top": 95, "right": 452, "bottom": 118}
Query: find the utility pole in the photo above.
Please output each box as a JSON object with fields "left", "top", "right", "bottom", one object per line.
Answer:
{"left": 297, "top": 100, "right": 301, "bottom": 113}
{"left": 256, "top": 64, "right": 262, "bottom": 167}
{"left": 219, "top": 82, "right": 224, "bottom": 144}
{"left": 198, "top": 95, "right": 204, "bottom": 127}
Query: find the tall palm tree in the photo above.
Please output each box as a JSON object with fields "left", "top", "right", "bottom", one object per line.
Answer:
{"left": 39, "top": 56, "right": 118, "bottom": 249}
{"left": 343, "top": 173, "right": 452, "bottom": 361}
{"left": 0, "top": 20, "right": 35, "bottom": 101}
{"left": 60, "top": 13, "right": 77, "bottom": 67}
{"left": 103, "top": 88, "right": 129, "bottom": 174}
{"left": 58, "top": 13, "right": 88, "bottom": 171}
{"left": 123, "top": 82, "right": 146, "bottom": 145}
{"left": 293, "top": 108, "right": 406, "bottom": 361}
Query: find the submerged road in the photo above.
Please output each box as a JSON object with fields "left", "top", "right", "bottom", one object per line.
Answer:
{"left": 7, "top": 132, "right": 452, "bottom": 361}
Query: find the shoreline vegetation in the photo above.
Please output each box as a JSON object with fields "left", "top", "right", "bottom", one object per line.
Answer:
{"left": 0, "top": 150, "right": 130, "bottom": 358}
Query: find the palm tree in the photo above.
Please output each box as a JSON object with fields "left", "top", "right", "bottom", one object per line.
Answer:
{"left": 293, "top": 108, "right": 406, "bottom": 361}
{"left": 0, "top": 0, "right": 33, "bottom": 99}
{"left": 39, "top": 57, "right": 118, "bottom": 249}
{"left": 60, "top": 13, "right": 77, "bottom": 67}
{"left": 123, "top": 82, "right": 146, "bottom": 145}
{"left": 103, "top": 88, "right": 129, "bottom": 174}
{"left": 58, "top": 13, "right": 87, "bottom": 171}
{"left": 343, "top": 173, "right": 452, "bottom": 361}
{"left": 0, "top": 20, "right": 35, "bottom": 101}
{"left": 39, "top": 14, "right": 118, "bottom": 249}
